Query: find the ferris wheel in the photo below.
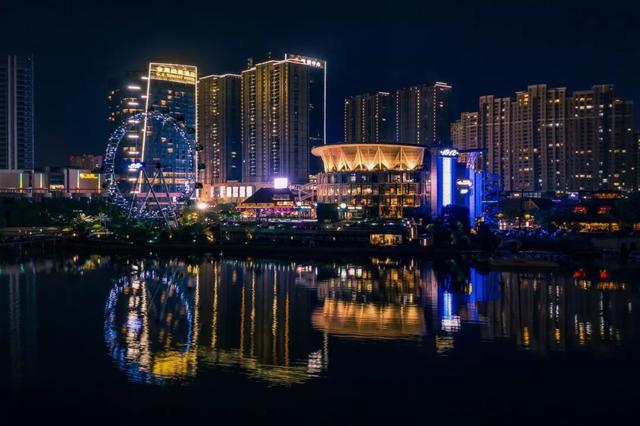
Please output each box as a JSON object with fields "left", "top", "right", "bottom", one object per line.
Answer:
{"left": 103, "top": 111, "right": 201, "bottom": 224}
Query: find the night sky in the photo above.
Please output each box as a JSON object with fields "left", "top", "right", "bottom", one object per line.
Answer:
{"left": 1, "top": 0, "right": 638, "bottom": 166}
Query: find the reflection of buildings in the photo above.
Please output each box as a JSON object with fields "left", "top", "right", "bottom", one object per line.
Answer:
{"left": 101, "top": 257, "right": 638, "bottom": 387}
{"left": 105, "top": 258, "right": 326, "bottom": 385}
{"left": 2, "top": 263, "right": 38, "bottom": 386}
{"left": 312, "top": 261, "right": 635, "bottom": 357}
{"left": 198, "top": 259, "right": 327, "bottom": 384}
{"left": 312, "top": 261, "right": 427, "bottom": 339}
{"left": 480, "top": 271, "right": 634, "bottom": 354}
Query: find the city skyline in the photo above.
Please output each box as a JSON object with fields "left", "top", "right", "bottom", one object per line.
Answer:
{"left": 2, "top": 1, "right": 639, "bottom": 166}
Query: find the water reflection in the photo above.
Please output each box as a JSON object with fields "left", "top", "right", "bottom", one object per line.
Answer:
{"left": 103, "top": 260, "right": 200, "bottom": 383}
{"left": 312, "top": 262, "right": 426, "bottom": 339}
{"left": 1, "top": 254, "right": 637, "bottom": 388}
{"left": 198, "top": 260, "right": 327, "bottom": 384}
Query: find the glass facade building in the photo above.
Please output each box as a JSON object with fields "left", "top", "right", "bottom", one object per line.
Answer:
{"left": 108, "top": 63, "right": 197, "bottom": 197}
{"left": 0, "top": 55, "right": 34, "bottom": 170}
{"left": 312, "top": 143, "right": 429, "bottom": 219}
{"left": 142, "top": 63, "right": 197, "bottom": 195}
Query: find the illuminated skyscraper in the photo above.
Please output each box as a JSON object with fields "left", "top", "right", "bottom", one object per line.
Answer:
{"left": 109, "top": 63, "right": 198, "bottom": 196}
{"left": 241, "top": 54, "right": 326, "bottom": 184}
{"left": 0, "top": 55, "right": 34, "bottom": 170}
{"left": 478, "top": 95, "right": 512, "bottom": 190}
{"left": 141, "top": 63, "right": 198, "bottom": 191}
{"left": 107, "top": 70, "right": 146, "bottom": 132}
{"left": 451, "top": 112, "right": 479, "bottom": 152}
{"left": 451, "top": 111, "right": 479, "bottom": 166}
{"left": 396, "top": 82, "right": 451, "bottom": 147}
{"left": 197, "top": 74, "right": 241, "bottom": 188}
{"left": 478, "top": 86, "right": 568, "bottom": 193}
{"left": 510, "top": 85, "right": 567, "bottom": 193}
{"left": 344, "top": 92, "right": 395, "bottom": 144}
{"left": 567, "top": 85, "right": 635, "bottom": 191}
{"left": 144, "top": 63, "right": 197, "bottom": 129}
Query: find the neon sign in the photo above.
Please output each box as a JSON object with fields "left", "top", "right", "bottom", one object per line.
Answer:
{"left": 439, "top": 149, "right": 459, "bottom": 157}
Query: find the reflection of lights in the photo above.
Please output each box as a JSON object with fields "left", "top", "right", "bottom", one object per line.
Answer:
{"left": 441, "top": 291, "right": 460, "bottom": 333}
{"left": 307, "top": 350, "right": 324, "bottom": 374}
{"left": 104, "top": 262, "right": 198, "bottom": 384}
{"left": 312, "top": 299, "right": 425, "bottom": 339}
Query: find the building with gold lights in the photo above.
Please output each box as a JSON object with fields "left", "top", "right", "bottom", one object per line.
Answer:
{"left": 241, "top": 54, "right": 326, "bottom": 184}
{"left": 197, "top": 74, "right": 242, "bottom": 193}
{"left": 312, "top": 143, "right": 430, "bottom": 218}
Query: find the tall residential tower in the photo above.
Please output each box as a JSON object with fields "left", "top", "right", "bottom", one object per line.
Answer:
{"left": 454, "top": 84, "right": 636, "bottom": 193}
{"left": 396, "top": 82, "right": 451, "bottom": 147}
{"left": 241, "top": 54, "right": 326, "bottom": 184}
{"left": 1, "top": 55, "right": 34, "bottom": 170}
{"left": 197, "top": 74, "right": 242, "bottom": 187}
{"left": 344, "top": 92, "right": 395, "bottom": 144}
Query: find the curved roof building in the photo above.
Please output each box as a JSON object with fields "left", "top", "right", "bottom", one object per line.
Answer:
{"left": 311, "top": 143, "right": 427, "bottom": 173}
{"left": 312, "top": 143, "right": 430, "bottom": 219}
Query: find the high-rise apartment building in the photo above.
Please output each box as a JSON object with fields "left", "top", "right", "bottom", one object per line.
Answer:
{"left": 107, "top": 70, "right": 146, "bottom": 132}
{"left": 478, "top": 95, "right": 512, "bottom": 190}
{"left": 568, "top": 85, "right": 635, "bottom": 191}
{"left": 197, "top": 74, "right": 242, "bottom": 186}
{"left": 0, "top": 55, "right": 34, "bottom": 170}
{"left": 451, "top": 112, "right": 479, "bottom": 166}
{"left": 510, "top": 85, "right": 567, "bottom": 192}
{"left": 459, "top": 84, "right": 635, "bottom": 194}
{"left": 344, "top": 92, "right": 395, "bottom": 143}
{"left": 396, "top": 82, "right": 451, "bottom": 147}
{"left": 451, "top": 112, "right": 479, "bottom": 151}
{"left": 241, "top": 54, "right": 326, "bottom": 184}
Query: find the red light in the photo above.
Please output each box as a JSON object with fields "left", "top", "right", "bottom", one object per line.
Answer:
{"left": 599, "top": 269, "right": 609, "bottom": 280}
{"left": 574, "top": 205, "right": 587, "bottom": 214}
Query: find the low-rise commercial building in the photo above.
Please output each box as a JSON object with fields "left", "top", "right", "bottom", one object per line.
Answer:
{"left": 312, "top": 143, "right": 429, "bottom": 219}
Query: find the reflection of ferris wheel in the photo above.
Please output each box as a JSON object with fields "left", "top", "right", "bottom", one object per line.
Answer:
{"left": 103, "top": 111, "right": 200, "bottom": 224}
{"left": 103, "top": 262, "right": 197, "bottom": 384}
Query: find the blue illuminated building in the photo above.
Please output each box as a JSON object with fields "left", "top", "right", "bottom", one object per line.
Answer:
{"left": 430, "top": 148, "right": 458, "bottom": 216}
